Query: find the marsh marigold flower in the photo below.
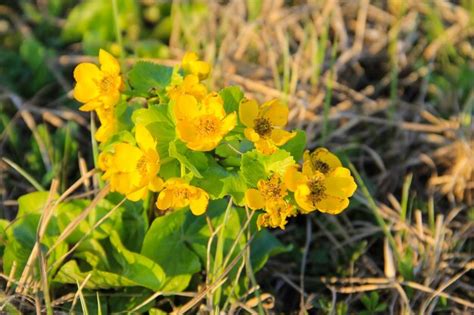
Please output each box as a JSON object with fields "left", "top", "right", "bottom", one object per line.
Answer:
{"left": 100, "top": 124, "right": 163, "bottom": 201}
{"left": 181, "top": 52, "right": 211, "bottom": 80}
{"left": 239, "top": 98, "right": 296, "bottom": 155}
{"left": 284, "top": 148, "right": 357, "bottom": 214}
{"left": 156, "top": 178, "right": 209, "bottom": 215}
{"left": 245, "top": 174, "right": 296, "bottom": 229}
{"left": 73, "top": 49, "right": 124, "bottom": 112}
{"left": 167, "top": 74, "right": 208, "bottom": 102}
{"left": 174, "top": 92, "right": 236, "bottom": 151}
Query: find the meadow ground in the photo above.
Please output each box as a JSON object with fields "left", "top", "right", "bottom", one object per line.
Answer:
{"left": 0, "top": 0, "right": 473, "bottom": 314}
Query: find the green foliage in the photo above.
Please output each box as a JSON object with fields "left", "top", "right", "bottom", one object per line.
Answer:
{"left": 220, "top": 86, "right": 244, "bottom": 114}
{"left": 241, "top": 149, "right": 295, "bottom": 187}
{"left": 360, "top": 292, "right": 388, "bottom": 315}
{"left": 128, "top": 62, "right": 174, "bottom": 97}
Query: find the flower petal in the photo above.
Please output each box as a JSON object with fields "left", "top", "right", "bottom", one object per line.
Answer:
{"left": 324, "top": 169, "right": 357, "bottom": 198}
{"left": 245, "top": 189, "right": 265, "bottom": 210}
{"left": 261, "top": 99, "right": 288, "bottom": 127}
{"left": 270, "top": 129, "right": 295, "bottom": 146}
{"left": 135, "top": 124, "right": 156, "bottom": 152}
{"left": 126, "top": 186, "right": 148, "bottom": 201}
{"left": 221, "top": 112, "right": 237, "bottom": 134}
{"left": 294, "top": 184, "right": 314, "bottom": 213}
{"left": 239, "top": 99, "right": 259, "bottom": 127}
{"left": 316, "top": 195, "right": 349, "bottom": 214}
{"left": 113, "top": 143, "right": 142, "bottom": 172}
{"left": 284, "top": 166, "right": 306, "bottom": 192}
{"left": 156, "top": 189, "right": 172, "bottom": 210}
{"left": 189, "top": 189, "right": 209, "bottom": 215}
{"left": 148, "top": 176, "right": 164, "bottom": 192}
{"left": 244, "top": 128, "right": 260, "bottom": 142}
{"left": 99, "top": 49, "right": 120, "bottom": 75}
{"left": 174, "top": 94, "right": 199, "bottom": 121}
{"left": 254, "top": 138, "right": 277, "bottom": 155}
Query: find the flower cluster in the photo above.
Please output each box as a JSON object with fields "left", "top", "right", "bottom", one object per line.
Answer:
{"left": 73, "top": 50, "right": 357, "bottom": 230}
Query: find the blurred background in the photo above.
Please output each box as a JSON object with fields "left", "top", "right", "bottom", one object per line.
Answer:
{"left": 1, "top": 0, "right": 473, "bottom": 313}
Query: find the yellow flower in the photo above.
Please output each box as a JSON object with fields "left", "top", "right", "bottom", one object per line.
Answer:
{"left": 302, "top": 148, "right": 342, "bottom": 176}
{"left": 73, "top": 49, "right": 124, "bottom": 112}
{"left": 256, "top": 199, "right": 295, "bottom": 230}
{"left": 181, "top": 52, "right": 211, "bottom": 80}
{"left": 284, "top": 149, "right": 357, "bottom": 214}
{"left": 245, "top": 174, "right": 296, "bottom": 230}
{"left": 156, "top": 178, "right": 209, "bottom": 215}
{"left": 168, "top": 74, "right": 208, "bottom": 102}
{"left": 245, "top": 174, "right": 288, "bottom": 210}
{"left": 101, "top": 124, "right": 163, "bottom": 201}
{"left": 174, "top": 92, "right": 236, "bottom": 151}
{"left": 94, "top": 107, "right": 117, "bottom": 143}
{"left": 239, "top": 98, "right": 296, "bottom": 155}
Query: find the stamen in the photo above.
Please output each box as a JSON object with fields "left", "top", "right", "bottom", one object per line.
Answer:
{"left": 308, "top": 175, "right": 326, "bottom": 205}
{"left": 253, "top": 117, "right": 272, "bottom": 137}
{"left": 311, "top": 159, "right": 330, "bottom": 174}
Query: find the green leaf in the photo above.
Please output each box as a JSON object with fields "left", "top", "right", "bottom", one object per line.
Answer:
{"left": 219, "top": 86, "right": 244, "bottom": 114}
{"left": 281, "top": 129, "right": 307, "bottom": 161}
{"left": 169, "top": 140, "right": 208, "bottom": 178}
{"left": 240, "top": 151, "right": 267, "bottom": 187}
{"left": 241, "top": 149, "right": 295, "bottom": 187}
{"left": 17, "top": 191, "right": 51, "bottom": 217}
{"left": 192, "top": 161, "right": 247, "bottom": 205}
{"left": 141, "top": 209, "right": 201, "bottom": 292}
{"left": 55, "top": 231, "right": 165, "bottom": 291}
{"left": 3, "top": 213, "right": 67, "bottom": 279}
{"left": 128, "top": 62, "right": 173, "bottom": 96}
{"left": 132, "top": 105, "right": 176, "bottom": 159}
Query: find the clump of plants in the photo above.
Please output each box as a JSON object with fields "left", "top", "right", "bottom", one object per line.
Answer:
{"left": 1, "top": 51, "right": 356, "bottom": 313}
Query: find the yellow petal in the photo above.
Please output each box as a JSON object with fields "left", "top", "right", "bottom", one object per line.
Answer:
{"left": 244, "top": 128, "right": 260, "bottom": 142}
{"left": 221, "top": 112, "right": 237, "bottom": 134}
{"left": 113, "top": 143, "right": 142, "bottom": 172}
{"left": 270, "top": 129, "right": 296, "bottom": 146}
{"left": 261, "top": 99, "right": 288, "bottom": 127}
{"left": 254, "top": 139, "right": 277, "bottom": 155}
{"left": 99, "top": 49, "right": 120, "bottom": 75}
{"left": 190, "top": 61, "right": 211, "bottom": 80}
{"left": 79, "top": 100, "right": 102, "bottom": 112}
{"left": 316, "top": 195, "right": 349, "bottom": 214}
{"left": 174, "top": 94, "right": 199, "bottom": 121}
{"left": 305, "top": 148, "right": 342, "bottom": 174}
{"left": 176, "top": 120, "right": 198, "bottom": 143}
{"left": 182, "top": 52, "right": 198, "bottom": 70}
{"left": 156, "top": 189, "right": 172, "bottom": 210}
{"left": 324, "top": 169, "right": 357, "bottom": 198}
{"left": 189, "top": 189, "right": 209, "bottom": 215}
{"left": 239, "top": 99, "right": 259, "bottom": 127}
{"left": 284, "top": 166, "right": 306, "bottom": 192}
{"left": 135, "top": 124, "right": 156, "bottom": 152}
{"left": 74, "top": 63, "right": 102, "bottom": 82}
{"left": 294, "top": 184, "right": 315, "bottom": 213}
{"left": 126, "top": 186, "right": 148, "bottom": 201}
{"left": 245, "top": 189, "right": 265, "bottom": 210}
{"left": 148, "top": 176, "right": 164, "bottom": 192}
{"left": 203, "top": 93, "right": 225, "bottom": 118}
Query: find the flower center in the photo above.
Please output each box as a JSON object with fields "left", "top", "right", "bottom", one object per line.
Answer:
{"left": 260, "top": 175, "right": 286, "bottom": 200}
{"left": 197, "top": 115, "right": 220, "bottom": 136}
{"left": 100, "top": 76, "right": 114, "bottom": 93}
{"left": 136, "top": 156, "right": 148, "bottom": 177}
{"left": 307, "top": 176, "right": 326, "bottom": 205}
{"left": 174, "top": 187, "right": 190, "bottom": 200}
{"left": 254, "top": 117, "right": 272, "bottom": 137}
{"left": 311, "top": 159, "right": 330, "bottom": 174}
